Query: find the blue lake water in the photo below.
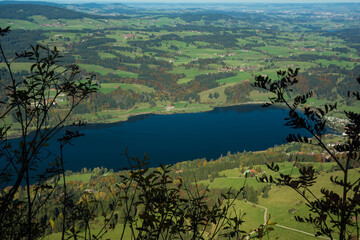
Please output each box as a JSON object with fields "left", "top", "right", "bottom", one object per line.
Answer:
{"left": 50, "top": 104, "right": 305, "bottom": 171}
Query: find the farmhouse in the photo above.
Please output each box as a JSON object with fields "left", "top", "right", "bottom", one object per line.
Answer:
{"left": 165, "top": 105, "right": 175, "bottom": 110}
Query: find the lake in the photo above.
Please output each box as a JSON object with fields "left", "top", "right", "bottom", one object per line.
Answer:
{"left": 52, "top": 104, "right": 305, "bottom": 171}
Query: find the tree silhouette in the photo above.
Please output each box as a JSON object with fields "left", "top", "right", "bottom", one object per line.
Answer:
{"left": 105, "top": 152, "right": 277, "bottom": 240}
{"left": 253, "top": 68, "right": 360, "bottom": 240}
{"left": 0, "top": 26, "right": 98, "bottom": 240}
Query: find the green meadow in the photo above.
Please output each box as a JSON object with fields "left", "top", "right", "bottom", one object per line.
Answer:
{"left": 216, "top": 72, "right": 252, "bottom": 85}
{"left": 197, "top": 162, "right": 347, "bottom": 239}
{"left": 99, "top": 83, "right": 154, "bottom": 94}
{"left": 78, "top": 64, "right": 138, "bottom": 78}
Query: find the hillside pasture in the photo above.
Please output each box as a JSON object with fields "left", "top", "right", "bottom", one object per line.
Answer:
{"left": 216, "top": 71, "right": 252, "bottom": 85}
{"left": 209, "top": 164, "right": 356, "bottom": 239}
{"left": 199, "top": 83, "right": 237, "bottom": 104}
{"left": 99, "top": 83, "right": 154, "bottom": 94}
{"left": 0, "top": 19, "right": 40, "bottom": 30}
{"left": 171, "top": 67, "right": 217, "bottom": 84}
{"left": 79, "top": 63, "right": 138, "bottom": 78}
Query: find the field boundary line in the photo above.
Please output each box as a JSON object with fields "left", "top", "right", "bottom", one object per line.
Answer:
{"left": 276, "top": 224, "right": 331, "bottom": 239}
{"left": 245, "top": 202, "right": 332, "bottom": 240}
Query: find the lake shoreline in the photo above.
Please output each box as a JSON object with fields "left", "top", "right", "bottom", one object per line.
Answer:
{"left": 87, "top": 101, "right": 338, "bottom": 136}
{"left": 73, "top": 101, "right": 269, "bottom": 131}
{"left": 3, "top": 101, "right": 266, "bottom": 139}
{"left": 4, "top": 100, "right": 341, "bottom": 139}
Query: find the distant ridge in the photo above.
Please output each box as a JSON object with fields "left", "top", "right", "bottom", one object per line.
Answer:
{"left": 67, "top": 2, "right": 136, "bottom": 15}
{"left": 0, "top": 1, "right": 60, "bottom": 6}
{"left": 0, "top": 3, "right": 130, "bottom": 19}
{"left": 69, "top": 3, "right": 130, "bottom": 8}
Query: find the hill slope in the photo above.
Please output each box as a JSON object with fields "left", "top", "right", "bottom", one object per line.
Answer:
{"left": 0, "top": 4, "right": 128, "bottom": 20}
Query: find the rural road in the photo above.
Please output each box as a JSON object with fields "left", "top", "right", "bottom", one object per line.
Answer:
{"left": 229, "top": 169, "right": 332, "bottom": 239}
{"left": 276, "top": 224, "right": 331, "bottom": 239}
{"left": 245, "top": 202, "right": 331, "bottom": 240}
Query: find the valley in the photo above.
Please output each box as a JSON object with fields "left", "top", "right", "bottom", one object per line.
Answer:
{"left": 0, "top": 2, "right": 359, "bottom": 132}
{"left": 0, "top": 1, "right": 359, "bottom": 239}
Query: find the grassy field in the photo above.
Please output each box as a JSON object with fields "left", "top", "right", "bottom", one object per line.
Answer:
{"left": 203, "top": 164, "right": 354, "bottom": 239}
{"left": 248, "top": 90, "right": 273, "bottom": 102}
{"left": 216, "top": 71, "right": 252, "bottom": 85}
{"left": 170, "top": 66, "right": 218, "bottom": 84}
{"left": 231, "top": 200, "right": 267, "bottom": 233}
{"left": 199, "top": 83, "right": 237, "bottom": 104}
{"left": 200, "top": 162, "right": 336, "bottom": 191}
{"left": 64, "top": 173, "right": 93, "bottom": 183}
{"left": 0, "top": 62, "right": 34, "bottom": 72}
{"left": 98, "top": 52, "right": 117, "bottom": 59}
{"left": 99, "top": 83, "right": 154, "bottom": 94}
{"left": 0, "top": 19, "right": 40, "bottom": 30}
{"left": 78, "top": 64, "right": 138, "bottom": 78}
{"left": 199, "top": 177, "right": 264, "bottom": 190}
{"left": 44, "top": 221, "right": 134, "bottom": 240}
